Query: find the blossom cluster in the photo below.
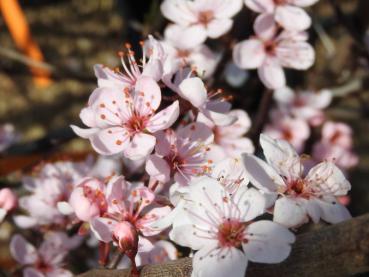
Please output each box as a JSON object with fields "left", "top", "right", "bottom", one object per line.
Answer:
{"left": 1, "top": 1, "right": 359, "bottom": 277}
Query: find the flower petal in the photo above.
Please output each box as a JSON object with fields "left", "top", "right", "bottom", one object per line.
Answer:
{"left": 146, "top": 101, "right": 180, "bottom": 133}
{"left": 275, "top": 5, "right": 311, "bottom": 31}
{"left": 276, "top": 40, "right": 315, "bottom": 70}
{"left": 257, "top": 59, "right": 286, "bottom": 89}
{"left": 206, "top": 18, "right": 233, "bottom": 38}
{"left": 273, "top": 197, "right": 308, "bottom": 228}
{"left": 90, "top": 217, "right": 116, "bottom": 243}
{"left": 178, "top": 77, "right": 207, "bottom": 108}
{"left": 243, "top": 220, "right": 295, "bottom": 263}
{"left": 145, "top": 155, "right": 171, "bottom": 183}
{"left": 254, "top": 13, "right": 277, "bottom": 40}
{"left": 244, "top": 0, "right": 275, "bottom": 13}
{"left": 90, "top": 127, "right": 130, "bottom": 155}
{"left": 315, "top": 198, "right": 351, "bottom": 224}
{"left": 192, "top": 246, "right": 247, "bottom": 277}
{"left": 134, "top": 76, "right": 162, "bottom": 115}
{"left": 124, "top": 133, "right": 156, "bottom": 160}
{"left": 233, "top": 187, "right": 266, "bottom": 221}
{"left": 233, "top": 39, "right": 266, "bottom": 69}
{"left": 10, "top": 235, "right": 38, "bottom": 265}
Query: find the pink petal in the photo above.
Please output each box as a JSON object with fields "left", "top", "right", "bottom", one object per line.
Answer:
{"left": 213, "top": 0, "right": 243, "bottom": 18}
{"left": 206, "top": 18, "right": 233, "bottom": 38}
{"left": 275, "top": 5, "right": 311, "bottom": 31}
{"left": 142, "top": 59, "right": 164, "bottom": 82}
{"left": 177, "top": 122, "right": 214, "bottom": 144}
{"left": 134, "top": 77, "right": 162, "bottom": 115}
{"left": 146, "top": 101, "right": 180, "bottom": 133}
{"left": 233, "top": 39, "right": 266, "bottom": 69}
{"left": 24, "top": 268, "right": 44, "bottom": 277}
{"left": 90, "top": 127, "right": 130, "bottom": 155}
{"left": 233, "top": 187, "right": 266, "bottom": 221}
{"left": 10, "top": 235, "right": 38, "bottom": 265}
{"left": 244, "top": 0, "right": 275, "bottom": 13}
{"left": 316, "top": 199, "right": 351, "bottom": 224}
{"left": 145, "top": 155, "right": 171, "bottom": 183}
{"left": 253, "top": 13, "right": 277, "bottom": 40}
{"left": 90, "top": 217, "right": 117, "bottom": 243}
{"left": 257, "top": 59, "right": 286, "bottom": 89}
{"left": 164, "top": 24, "right": 207, "bottom": 49}
{"left": 218, "top": 109, "right": 252, "bottom": 138}
{"left": 136, "top": 206, "right": 172, "bottom": 236}
{"left": 273, "top": 197, "right": 308, "bottom": 227}
{"left": 276, "top": 40, "right": 315, "bottom": 70}
{"left": 70, "top": 125, "right": 99, "bottom": 139}
{"left": 160, "top": 0, "right": 198, "bottom": 25}
{"left": 124, "top": 133, "right": 156, "bottom": 160}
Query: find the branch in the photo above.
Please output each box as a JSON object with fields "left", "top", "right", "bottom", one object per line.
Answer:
{"left": 77, "top": 213, "right": 369, "bottom": 277}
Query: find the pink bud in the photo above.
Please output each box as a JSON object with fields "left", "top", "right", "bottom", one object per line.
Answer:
{"left": 69, "top": 178, "right": 107, "bottom": 222}
{"left": 112, "top": 221, "right": 138, "bottom": 254}
{"left": 0, "top": 188, "right": 17, "bottom": 211}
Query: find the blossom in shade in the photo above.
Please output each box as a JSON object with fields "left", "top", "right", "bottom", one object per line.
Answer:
{"left": 145, "top": 122, "right": 214, "bottom": 186}
{"left": 198, "top": 109, "right": 254, "bottom": 160}
{"left": 160, "top": 24, "right": 219, "bottom": 78}
{"left": 14, "top": 160, "right": 90, "bottom": 229}
{"left": 71, "top": 76, "right": 179, "bottom": 160}
{"left": 0, "top": 188, "right": 17, "bottom": 222}
{"left": 169, "top": 176, "right": 295, "bottom": 277}
{"left": 161, "top": 0, "right": 243, "bottom": 44}
{"left": 178, "top": 77, "right": 236, "bottom": 126}
{"left": 10, "top": 232, "right": 81, "bottom": 277}
{"left": 312, "top": 121, "right": 358, "bottom": 170}
{"left": 90, "top": 176, "right": 171, "bottom": 253}
{"left": 264, "top": 111, "right": 310, "bottom": 153}
{"left": 244, "top": 0, "right": 319, "bottom": 31}
{"left": 233, "top": 14, "right": 315, "bottom": 89}
{"left": 242, "top": 134, "right": 352, "bottom": 228}
{"left": 273, "top": 87, "right": 332, "bottom": 126}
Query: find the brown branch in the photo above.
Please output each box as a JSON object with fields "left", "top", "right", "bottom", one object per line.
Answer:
{"left": 77, "top": 213, "right": 369, "bottom": 277}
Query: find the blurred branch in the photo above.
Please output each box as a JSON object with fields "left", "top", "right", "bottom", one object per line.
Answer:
{"left": 77, "top": 213, "right": 369, "bottom": 277}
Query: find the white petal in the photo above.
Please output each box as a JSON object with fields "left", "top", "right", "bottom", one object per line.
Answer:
{"left": 259, "top": 134, "right": 302, "bottom": 180}
{"left": 124, "top": 133, "right": 156, "bottom": 160}
{"left": 244, "top": 0, "right": 275, "bottom": 13}
{"left": 254, "top": 13, "right": 277, "bottom": 40}
{"left": 13, "top": 215, "right": 38, "bottom": 229}
{"left": 232, "top": 187, "right": 266, "bottom": 221}
{"left": 70, "top": 125, "right": 99, "bottom": 139}
{"left": 291, "top": 0, "right": 319, "bottom": 7}
{"left": 273, "top": 197, "right": 308, "bottom": 228}
{"left": 242, "top": 154, "right": 285, "bottom": 192}
{"left": 146, "top": 101, "right": 180, "bottom": 133}
{"left": 178, "top": 77, "right": 207, "bottom": 108}
{"left": 90, "top": 217, "right": 116, "bottom": 243}
{"left": 24, "top": 268, "right": 44, "bottom": 277}
{"left": 192, "top": 246, "right": 247, "bottom": 277}
{"left": 57, "top": 201, "right": 74, "bottom": 215}
{"left": 257, "top": 59, "right": 286, "bottom": 89}
{"left": 305, "top": 162, "right": 351, "bottom": 196}
{"left": 316, "top": 198, "right": 351, "bottom": 224}
{"left": 214, "top": 0, "right": 243, "bottom": 18}
{"left": 0, "top": 208, "right": 7, "bottom": 222}
{"left": 276, "top": 40, "right": 315, "bottom": 70}
{"left": 243, "top": 220, "right": 295, "bottom": 263}
{"left": 275, "top": 5, "right": 311, "bottom": 31}
{"left": 206, "top": 18, "right": 233, "bottom": 38}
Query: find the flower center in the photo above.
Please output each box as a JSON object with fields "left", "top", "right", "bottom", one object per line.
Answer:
{"left": 177, "top": 49, "right": 190, "bottom": 59}
{"left": 198, "top": 10, "right": 214, "bottom": 26}
{"left": 285, "top": 179, "right": 307, "bottom": 197}
{"left": 217, "top": 220, "right": 246, "bottom": 248}
{"left": 83, "top": 186, "right": 107, "bottom": 214}
{"left": 274, "top": 0, "right": 286, "bottom": 5}
{"left": 264, "top": 41, "right": 277, "bottom": 55}
{"left": 36, "top": 259, "right": 52, "bottom": 273}
{"left": 125, "top": 113, "right": 148, "bottom": 134}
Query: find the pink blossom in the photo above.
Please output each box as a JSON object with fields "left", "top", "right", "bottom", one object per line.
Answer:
{"left": 14, "top": 160, "right": 90, "bottom": 229}
{"left": 274, "top": 87, "right": 332, "bottom": 126}
{"left": 244, "top": 0, "right": 319, "bottom": 31}
{"left": 169, "top": 176, "right": 295, "bottom": 277}
{"left": 243, "top": 134, "right": 352, "bottom": 228}
{"left": 69, "top": 177, "right": 108, "bottom": 222}
{"left": 312, "top": 121, "right": 358, "bottom": 170}
{"left": 10, "top": 232, "right": 81, "bottom": 277}
{"left": 198, "top": 109, "right": 254, "bottom": 159}
{"left": 90, "top": 176, "right": 171, "bottom": 253}
{"left": 113, "top": 221, "right": 139, "bottom": 254}
{"left": 146, "top": 122, "right": 214, "bottom": 186}
{"left": 0, "top": 188, "right": 17, "bottom": 222}
{"left": 71, "top": 77, "right": 179, "bottom": 160}
{"left": 178, "top": 77, "right": 236, "bottom": 125}
{"left": 94, "top": 36, "right": 165, "bottom": 91}
{"left": 233, "top": 14, "right": 315, "bottom": 89}
{"left": 0, "top": 123, "right": 18, "bottom": 152}
{"left": 161, "top": 0, "right": 243, "bottom": 44}
{"left": 264, "top": 111, "right": 310, "bottom": 153}
{"left": 161, "top": 24, "right": 219, "bottom": 78}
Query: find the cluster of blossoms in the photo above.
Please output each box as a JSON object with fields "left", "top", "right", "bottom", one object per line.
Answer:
{"left": 2, "top": 1, "right": 359, "bottom": 277}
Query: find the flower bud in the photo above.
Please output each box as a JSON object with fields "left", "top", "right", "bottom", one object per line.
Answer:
{"left": 0, "top": 188, "right": 17, "bottom": 211}
{"left": 112, "top": 221, "right": 138, "bottom": 254}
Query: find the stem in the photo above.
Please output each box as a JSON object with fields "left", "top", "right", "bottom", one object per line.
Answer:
{"left": 107, "top": 250, "right": 125, "bottom": 269}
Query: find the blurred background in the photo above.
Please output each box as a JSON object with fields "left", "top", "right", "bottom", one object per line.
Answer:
{"left": 0, "top": 0, "right": 369, "bottom": 274}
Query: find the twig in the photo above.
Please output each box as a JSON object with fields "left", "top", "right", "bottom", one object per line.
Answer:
{"left": 77, "top": 213, "right": 369, "bottom": 277}
{"left": 107, "top": 250, "right": 125, "bottom": 269}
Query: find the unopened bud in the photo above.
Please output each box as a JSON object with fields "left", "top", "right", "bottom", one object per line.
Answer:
{"left": 113, "top": 221, "right": 138, "bottom": 254}
{"left": 0, "top": 188, "right": 17, "bottom": 211}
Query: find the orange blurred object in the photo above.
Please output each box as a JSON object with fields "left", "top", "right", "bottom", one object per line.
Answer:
{"left": 0, "top": 0, "right": 52, "bottom": 86}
